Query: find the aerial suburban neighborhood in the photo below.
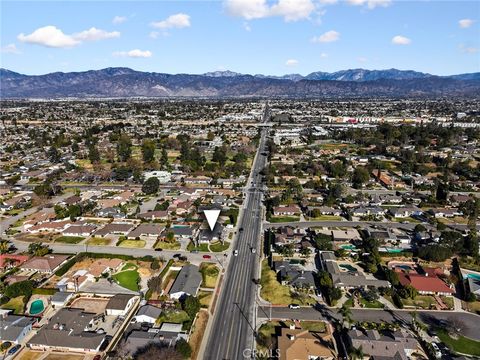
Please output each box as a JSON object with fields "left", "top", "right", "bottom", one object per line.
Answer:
{"left": 0, "top": 97, "right": 479, "bottom": 360}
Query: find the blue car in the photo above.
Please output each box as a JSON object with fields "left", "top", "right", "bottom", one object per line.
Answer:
{"left": 8, "top": 345, "right": 21, "bottom": 355}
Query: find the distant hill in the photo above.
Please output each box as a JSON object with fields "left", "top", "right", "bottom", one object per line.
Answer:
{"left": 1, "top": 67, "right": 479, "bottom": 98}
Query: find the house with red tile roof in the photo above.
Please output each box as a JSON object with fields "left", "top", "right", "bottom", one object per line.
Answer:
{"left": 0, "top": 254, "right": 29, "bottom": 270}
{"left": 397, "top": 270, "right": 454, "bottom": 296}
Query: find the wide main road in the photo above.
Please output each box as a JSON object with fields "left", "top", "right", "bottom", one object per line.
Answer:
{"left": 204, "top": 106, "right": 270, "bottom": 360}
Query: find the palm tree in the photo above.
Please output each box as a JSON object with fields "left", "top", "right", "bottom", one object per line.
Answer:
{"left": 0, "top": 240, "right": 10, "bottom": 254}
{"left": 339, "top": 303, "right": 353, "bottom": 329}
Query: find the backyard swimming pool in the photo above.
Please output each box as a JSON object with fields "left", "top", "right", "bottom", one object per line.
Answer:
{"left": 465, "top": 273, "right": 480, "bottom": 281}
{"left": 29, "top": 299, "right": 45, "bottom": 315}
{"left": 339, "top": 264, "right": 357, "bottom": 272}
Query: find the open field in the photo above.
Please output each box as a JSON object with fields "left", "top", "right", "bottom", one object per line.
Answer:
{"left": 200, "top": 262, "right": 219, "bottom": 288}
{"left": 210, "top": 241, "right": 230, "bottom": 252}
{"left": 268, "top": 216, "right": 300, "bottom": 223}
{"left": 437, "top": 329, "right": 480, "bottom": 356}
{"left": 155, "top": 241, "right": 181, "bottom": 250}
{"left": 190, "top": 310, "right": 209, "bottom": 360}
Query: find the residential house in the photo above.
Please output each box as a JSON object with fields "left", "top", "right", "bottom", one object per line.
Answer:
{"left": 273, "top": 205, "right": 301, "bottom": 216}
{"left": 274, "top": 261, "right": 316, "bottom": 290}
{"left": 277, "top": 323, "right": 337, "bottom": 360}
{"left": 0, "top": 312, "right": 36, "bottom": 343}
{"left": 127, "top": 224, "right": 165, "bottom": 240}
{"left": 0, "top": 254, "right": 29, "bottom": 270}
{"left": 93, "top": 223, "right": 134, "bottom": 237}
{"left": 28, "top": 308, "right": 106, "bottom": 353}
{"left": 20, "top": 255, "right": 69, "bottom": 274}
{"left": 137, "top": 210, "right": 169, "bottom": 221}
{"left": 133, "top": 305, "right": 162, "bottom": 324}
{"left": 106, "top": 294, "right": 137, "bottom": 316}
{"left": 169, "top": 264, "right": 202, "bottom": 300}
{"left": 347, "top": 329, "right": 424, "bottom": 360}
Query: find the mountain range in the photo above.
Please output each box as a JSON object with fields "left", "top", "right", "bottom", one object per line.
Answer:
{"left": 1, "top": 67, "right": 479, "bottom": 98}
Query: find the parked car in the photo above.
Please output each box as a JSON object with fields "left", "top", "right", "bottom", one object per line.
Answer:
{"left": 8, "top": 345, "right": 20, "bottom": 355}
{"left": 154, "top": 248, "right": 163, "bottom": 251}
{"left": 234, "top": 250, "right": 239, "bottom": 256}
{"left": 190, "top": 250, "right": 199, "bottom": 253}
{"left": 203, "top": 254, "right": 211, "bottom": 259}
{"left": 251, "top": 248, "right": 256, "bottom": 254}
{"left": 288, "top": 304, "right": 300, "bottom": 309}
{"left": 431, "top": 343, "right": 442, "bottom": 359}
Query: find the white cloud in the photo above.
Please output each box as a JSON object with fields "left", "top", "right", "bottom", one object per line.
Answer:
{"left": 311, "top": 30, "right": 340, "bottom": 43}
{"left": 73, "top": 27, "right": 120, "bottom": 41}
{"left": 319, "top": 0, "right": 338, "bottom": 4}
{"left": 1, "top": 43, "right": 21, "bottom": 54}
{"left": 347, "top": 0, "right": 391, "bottom": 9}
{"left": 18, "top": 25, "right": 120, "bottom": 48}
{"left": 224, "top": 0, "right": 315, "bottom": 22}
{"left": 151, "top": 13, "right": 191, "bottom": 29}
{"left": 459, "top": 19, "right": 474, "bottom": 28}
{"left": 113, "top": 49, "right": 152, "bottom": 58}
{"left": 113, "top": 16, "right": 127, "bottom": 24}
{"left": 285, "top": 59, "right": 299, "bottom": 66}
{"left": 391, "top": 35, "right": 411, "bottom": 45}
{"left": 18, "top": 26, "right": 80, "bottom": 48}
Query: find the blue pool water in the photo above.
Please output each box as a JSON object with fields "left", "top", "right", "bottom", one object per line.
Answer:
{"left": 29, "top": 299, "right": 45, "bottom": 315}
{"left": 465, "top": 273, "right": 480, "bottom": 281}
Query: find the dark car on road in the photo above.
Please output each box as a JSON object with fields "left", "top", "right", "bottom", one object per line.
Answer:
{"left": 203, "top": 254, "right": 211, "bottom": 259}
{"left": 8, "top": 344, "right": 20, "bottom": 355}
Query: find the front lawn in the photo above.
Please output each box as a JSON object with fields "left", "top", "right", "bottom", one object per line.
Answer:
{"left": 187, "top": 242, "right": 210, "bottom": 252}
{"left": 55, "top": 236, "right": 85, "bottom": 244}
{"left": 200, "top": 262, "right": 219, "bottom": 288}
{"left": 157, "top": 309, "right": 190, "bottom": 325}
{"left": 300, "top": 321, "right": 326, "bottom": 332}
{"left": 1, "top": 296, "right": 25, "bottom": 314}
{"left": 154, "top": 240, "right": 181, "bottom": 250}
{"left": 402, "top": 295, "right": 436, "bottom": 309}
{"left": 198, "top": 290, "right": 213, "bottom": 308}
{"left": 112, "top": 270, "right": 140, "bottom": 291}
{"left": 360, "top": 298, "right": 384, "bottom": 309}
{"left": 210, "top": 241, "right": 230, "bottom": 252}
{"left": 307, "top": 215, "right": 343, "bottom": 221}
{"left": 87, "top": 237, "right": 111, "bottom": 246}
{"left": 437, "top": 329, "right": 480, "bottom": 357}
{"left": 118, "top": 239, "right": 146, "bottom": 248}
{"left": 268, "top": 216, "right": 300, "bottom": 223}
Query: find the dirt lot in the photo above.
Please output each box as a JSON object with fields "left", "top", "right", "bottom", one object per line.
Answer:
{"left": 70, "top": 297, "right": 109, "bottom": 314}
{"left": 190, "top": 310, "right": 209, "bottom": 360}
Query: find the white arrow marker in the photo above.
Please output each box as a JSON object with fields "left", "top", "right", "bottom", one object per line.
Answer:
{"left": 204, "top": 209, "right": 221, "bottom": 231}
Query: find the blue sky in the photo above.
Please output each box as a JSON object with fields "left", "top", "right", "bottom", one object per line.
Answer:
{"left": 1, "top": 0, "right": 479, "bottom": 75}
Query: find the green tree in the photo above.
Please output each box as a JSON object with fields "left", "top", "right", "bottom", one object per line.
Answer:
{"left": 117, "top": 133, "right": 132, "bottom": 162}
{"left": 142, "top": 139, "right": 156, "bottom": 163}
{"left": 175, "top": 338, "right": 192, "bottom": 359}
{"left": 182, "top": 295, "right": 200, "bottom": 320}
{"left": 142, "top": 177, "right": 160, "bottom": 195}
{"left": 339, "top": 303, "right": 353, "bottom": 328}
{"left": 212, "top": 146, "right": 228, "bottom": 166}
{"left": 48, "top": 146, "right": 61, "bottom": 163}
{"left": 88, "top": 144, "right": 100, "bottom": 163}
{"left": 27, "top": 242, "right": 49, "bottom": 256}
{"left": 352, "top": 166, "right": 369, "bottom": 188}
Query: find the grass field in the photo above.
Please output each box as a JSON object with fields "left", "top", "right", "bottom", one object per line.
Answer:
{"left": 55, "top": 236, "right": 85, "bottom": 244}
{"left": 155, "top": 241, "right": 181, "bottom": 250}
{"left": 300, "top": 321, "right": 326, "bottom": 332}
{"left": 307, "top": 215, "right": 343, "bottom": 221}
{"left": 360, "top": 298, "right": 384, "bottom": 309}
{"left": 118, "top": 239, "right": 146, "bottom": 248}
{"left": 200, "top": 262, "right": 219, "bottom": 288}
{"left": 402, "top": 295, "right": 437, "bottom": 309}
{"left": 1, "top": 296, "right": 25, "bottom": 314}
{"left": 260, "top": 260, "right": 294, "bottom": 305}
{"left": 112, "top": 270, "right": 140, "bottom": 291}
{"left": 210, "top": 241, "right": 230, "bottom": 252}
{"left": 268, "top": 216, "right": 300, "bottom": 223}
{"left": 187, "top": 242, "right": 210, "bottom": 252}
{"left": 86, "top": 237, "right": 111, "bottom": 246}
{"left": 158, "top": 309, "right": 190, "bottom": 325}
{"left": 437, "top": 329, "right": 480, "bottom": 356}
{"left": 198, "top": 290, "right": 213, "bottom": 308}
{"left": 17, "top": 351, "right": 43, "bottom": 360}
